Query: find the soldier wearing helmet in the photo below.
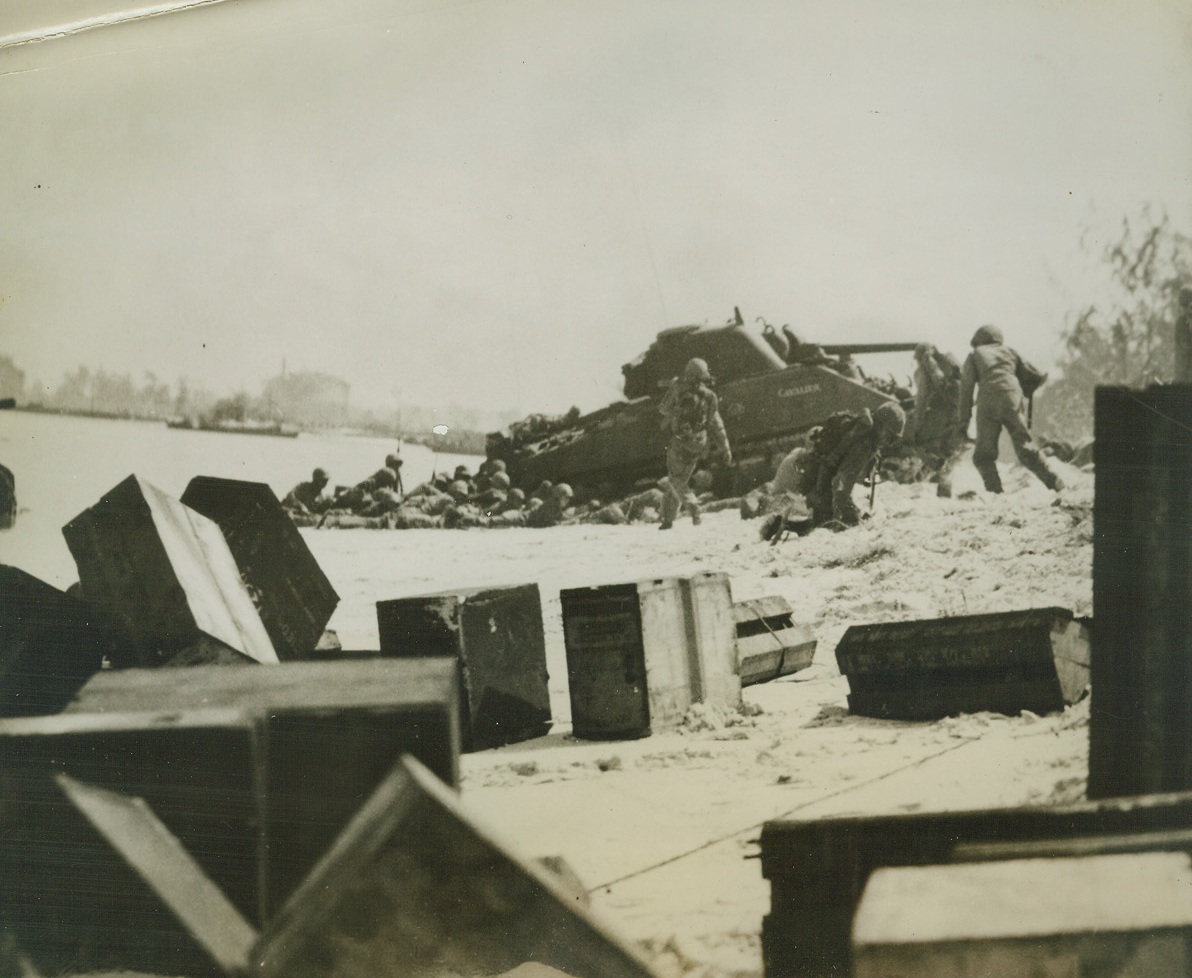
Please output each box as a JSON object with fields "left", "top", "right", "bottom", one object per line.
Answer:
{"left": 525, "top": 482, "right": 574, "bottom": 528}
{"left": 282, "top": 466, "right": 332, "bottom": 516}
{"left": 384, "top": 452, "right": 406, "bottom": 496}
{"left": 958, "top": 325, "right": 1063, "bottom": 493}
{"left": 798, "top": 403, "right": 906, "bottom": 529}
{"left": 657, "top": 357, "right": 732, "bottom": 529}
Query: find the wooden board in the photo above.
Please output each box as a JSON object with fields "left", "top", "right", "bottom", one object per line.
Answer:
{"left": 61, "top": 474, "right": 277, "bottom": 666}
{"left": 253, "top": 755, "right": 662, "bottom": 978}
{"left": 760, "top": 789, "right": 1192, "bottom": 978}
{"left": 853, "top": 853, "right": 1192, "bottom": 978}
{"left": 1091, "top": 385, "right": 1192, "bottom": 798}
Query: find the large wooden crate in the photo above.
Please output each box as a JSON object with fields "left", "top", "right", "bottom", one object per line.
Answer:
{"left": 254, "top": 756, "right": 662, "bottom": 978}
{"left": 733, "top": 595, "right": 816, "bottom": 686}
{"left": 835, "top": 607, "right": 1090, "bottom": 720}
{"left": 853, "top": 852, "right": 1192, "bottom": 978}
{"left": 0, "top": 564, "right": 114, "bottom": 716}
{"left": 760, "top": 790, "right": 1192, "bottom": 978}
{"left": 61, "top": 474, "right": 278, "bottom": 666}
{"left": 560, "top": 573, "right": 741, "bottom": 739}
{"left": 0, "top": 709, "right": 262, "bottom": 971}
{"left": 181, "top": 476, "right": 339, "bottom": 660}
{"left": 1091, "top": 385, "right": 1192, "bottom": 798}
{"left": 376, "top": 583, "right": 550, "bottom": 751}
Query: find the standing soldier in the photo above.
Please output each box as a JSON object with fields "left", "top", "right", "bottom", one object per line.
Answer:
{"left": 658, "top": 357, "right": 732, "bottom": 530}
{"left": 958, "top": 325, "right": 1063, "bottom": 494}
{"left": 912, "top": 343, "right": 966, "bottom": 497}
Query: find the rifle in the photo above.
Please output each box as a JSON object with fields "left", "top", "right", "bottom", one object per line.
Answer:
{"left": 868, "top": 452, "right": 881, "bottom": 512}
{"left": 1027, "top": 393, "right": 1035, "bottom": 429}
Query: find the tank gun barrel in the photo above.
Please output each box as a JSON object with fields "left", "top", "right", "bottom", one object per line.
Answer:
{"left": 819, "top": 342, "right": 920, "bottom": 356}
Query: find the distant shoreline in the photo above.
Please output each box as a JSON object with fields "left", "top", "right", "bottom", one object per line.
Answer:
{"left": 8, "top": 403, "right": 490, "bottom": 454}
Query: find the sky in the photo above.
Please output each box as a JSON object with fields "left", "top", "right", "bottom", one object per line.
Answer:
{"left": 1, "top": 0, "right": 1190, "bottom": 421}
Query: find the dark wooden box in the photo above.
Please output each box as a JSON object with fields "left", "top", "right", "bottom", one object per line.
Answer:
{"left": 61, "top": 474, "right": 277, "bottom": 666}
{"left": 181, "top": 476, "right": 339, "bottom": 660}
{"left": 835, "top": 607, "right": 1090, "bottom": 720}
{"left": 376, "top": 583, "right": 550, "bottom": 751}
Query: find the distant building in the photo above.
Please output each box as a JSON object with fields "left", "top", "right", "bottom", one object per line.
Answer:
{"left": 262, "top": 369, "right": 350, "bottom": 427}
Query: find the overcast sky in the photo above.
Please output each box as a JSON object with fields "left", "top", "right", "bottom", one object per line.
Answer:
{"left": 2, "top": 0, "right": 1190, "bottom": 420}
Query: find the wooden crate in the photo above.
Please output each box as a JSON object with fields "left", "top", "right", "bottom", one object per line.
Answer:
{"left": 835, "top": 607, "right": 1089, "bottom": 720}
{"left": 732, "top": 595, "right": 816, "bottom": 686}
{"left": 181, "top": 476, "right": 340, "bottom": 661}
{"left": 61, "top": 474, "right": 277, "bottom": 666}
{"left": 561, "top": 573, "right": 740, "bottom": 739}
{"left": 253, "top": 756, "right": 662, "bottom": 978}
{"left": 376, "top": 584, "right": 550, "bottom": 751}
{"left": 0, "top": 564, "right": 114, "bottom": 716}
{"left": 760, "top": 790, "right": 1192, "bottom": 978}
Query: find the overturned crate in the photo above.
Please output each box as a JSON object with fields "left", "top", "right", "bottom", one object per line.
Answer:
{"left": 180, "top": 476, "right": 340, "bottom": 661}
{"left": 733, "top": 596, "right": 816, "bottom": 686}
{"left": 835, "top": 607, "right": 1090, "bottom": 720}
{"left": 254, "top": 755, "right": 662, "bottom": 978}
{"left": 759, "top": 789, "right": 1192, "bottom": 978}
{"left": 561, "top": 572, "right": 741, "bottom": 740}
{"left": 376, "top": 583, "right": 551, "bottom": 751}
{"left": 50, "top": 657, "right": 461, "bottom": 922}
{"left": 852, "top": 852, "right": 1192, "bottom": 978}
{"left": 0, "top": 772, "right": 257, "bottom": 978}
{"left": 61, "top": 474, "right": 278, "bottom": 667}
{"left": 0, "top": 564, "right": 116, "bottom": 716}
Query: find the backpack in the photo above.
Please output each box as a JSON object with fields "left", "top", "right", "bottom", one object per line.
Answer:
{"left": 797, "top": 411, "right": 870, "bottom": 496}
{"left": 1015, "top": 357, "right": 1049, "bottom": 399}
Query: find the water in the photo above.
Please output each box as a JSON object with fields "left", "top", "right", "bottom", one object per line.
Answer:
{"left": 0, "top": 410, "right": 481, "bottom": 587}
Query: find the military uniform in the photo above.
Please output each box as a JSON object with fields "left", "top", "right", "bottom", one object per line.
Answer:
{"left": 658, "top": 359, "right": 732, "bottom": 529}
{"left": 800, "top": 404, "right": 905, "bottom": 528}
{"left": 958, "top": 325, "right": 1062, "bottom": 493}
{"left": 282, "top": 470, "right": 331, "bottom": 515}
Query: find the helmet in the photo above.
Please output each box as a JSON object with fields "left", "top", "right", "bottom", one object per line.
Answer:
{"left": 312, "top": 467, "right": 329, "bottom": 483}
{"left": 448, "top": 480, "right": 470, "bottom": 499}
{"left": 375, "top": 467, "right": 398, "bottom": 487}
{"left": 490, "top": 459, "right": 507, "bottom": 473}
{"left": 454, "top": 465, "right": 471, "bottom": 478}
{"left": 385, "top": 453, "right": 403, "bottom": 469}
{"left": 491, "top": 471, "right": 511, "bottom": 490}
{"left": 508, "top": 488, "right": 526, "bottom": 503}
{"left": 970, "top": 324, "right": 1003, "bottom": 347}
{"left": 683, "top": 358, "right": 713, "bottom": 383}
{"left": 873, "top": 402, "right": 906, "bottom": 437}
{"left": 553, "top": 483, "right": 574, "bottom": 501}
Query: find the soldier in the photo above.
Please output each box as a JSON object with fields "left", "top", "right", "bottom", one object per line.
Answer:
{"left": 799, "top": 403, "right": 906, "bottom": 528}
{"left": 958, "top": 325, "right": 1063, "bottom": 494}
{"left": 282, "top": 467, "right": 332, "bottom": 515}
{"left": 384, "top": 453, "right": 405, "bottom": 496}
{"left": 333, "top": 467, "right": 398, "bottom": 512}
{"left": 658, "top": 357, "right": 732, "bottom": 530}
{"left": 525, "top": 483, "right": 574, "bottom": 528}
{"left": 912, "top": 343, "right": 966, "bottom": 497}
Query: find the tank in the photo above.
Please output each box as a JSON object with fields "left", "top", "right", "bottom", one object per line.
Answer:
{"left": 486, "top": 309, "right": 919, "bottom": 497}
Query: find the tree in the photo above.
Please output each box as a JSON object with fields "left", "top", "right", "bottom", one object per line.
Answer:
{"left": 1036, "top": 211, "right": 1192, "bottom": 443}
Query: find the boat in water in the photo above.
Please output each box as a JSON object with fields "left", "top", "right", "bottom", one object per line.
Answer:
{"left": 166, "top": 417, "right": 300, "bottom": 438}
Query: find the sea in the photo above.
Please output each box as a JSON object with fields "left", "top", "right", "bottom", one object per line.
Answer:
{"left": 0, "top": 410, "right": 481, "bottom": 589}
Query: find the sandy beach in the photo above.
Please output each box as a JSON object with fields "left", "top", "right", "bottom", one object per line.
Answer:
{"left": 303, "top": 449, "right": 1094, "bottom": 978}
